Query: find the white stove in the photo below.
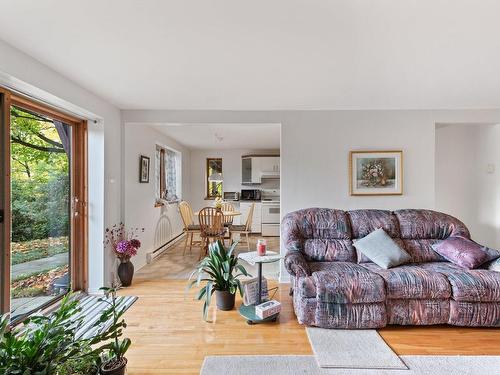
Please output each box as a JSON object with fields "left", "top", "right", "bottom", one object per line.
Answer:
{"left": 260, "top": 189, "right": 280, "bottom": 236}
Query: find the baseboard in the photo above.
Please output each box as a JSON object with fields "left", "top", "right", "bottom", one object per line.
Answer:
{"left": 146, "top": 233, "right": 185, "bottom": 263}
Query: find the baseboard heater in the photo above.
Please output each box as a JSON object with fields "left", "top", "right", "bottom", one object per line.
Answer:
{"left": 146, "top": 232, "right": 185, "bottom": 264}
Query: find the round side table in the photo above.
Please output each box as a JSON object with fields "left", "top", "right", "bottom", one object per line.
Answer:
{"left": 237, "top": 251, "right": 282, "bottom": 324}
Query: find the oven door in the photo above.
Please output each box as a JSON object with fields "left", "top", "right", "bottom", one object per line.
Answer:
{"left": 261, "top": 203, "right": 280, "bottom": 224}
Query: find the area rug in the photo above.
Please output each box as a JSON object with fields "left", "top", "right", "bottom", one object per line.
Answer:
{"left": 200, "top": 355, "right": 500, "bottom": 375}
{"left": 306, "top": 327, "right": 407, "bottom": 369}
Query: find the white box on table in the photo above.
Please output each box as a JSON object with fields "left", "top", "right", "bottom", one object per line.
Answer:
{"left": 255, "top": 300, "right": 281, "bottom": 319}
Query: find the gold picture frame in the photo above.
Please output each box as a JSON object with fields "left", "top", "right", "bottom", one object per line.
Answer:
{"left": 349, "top": 150, "right": 403, "bottom": 196}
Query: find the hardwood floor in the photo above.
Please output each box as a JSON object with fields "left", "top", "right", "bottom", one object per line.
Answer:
{"left": 119, "top": 235, "right": 500, "bottom": 374}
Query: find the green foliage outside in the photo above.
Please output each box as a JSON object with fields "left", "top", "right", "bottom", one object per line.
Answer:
{"left": 11, "top": 237, "right": 68, "bottom": 265}
{"left": 10, "top": 106, "right": 70, "bottom": 243}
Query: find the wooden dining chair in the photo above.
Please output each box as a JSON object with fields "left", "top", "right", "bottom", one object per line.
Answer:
{"left": 179, "top": 201, "right": 202, "bottom": 255}
{"left": 198, "top": 207, "right": 226, "bottom": 259}
{"left": 221, "top": 202, "right": 235, "bottom": 227}
{"left": 229, "top": 202, "right": 254, "bottom": 251}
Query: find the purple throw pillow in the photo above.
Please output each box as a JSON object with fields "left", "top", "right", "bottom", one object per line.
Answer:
{"left": 431, "top": 236, "right": 500, "bottom": 269}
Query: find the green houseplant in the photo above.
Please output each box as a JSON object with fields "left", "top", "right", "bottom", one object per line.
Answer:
{"left": 0, "top": 294, "right": 100, "bottom": 374}
{"left": 98, "top": 287, "right": 131, "bottom": 375}
{"left": 188, "top": 240, "right": 250, "bottom": 321}
{"left": 0, "top": 287, "right": 132, "bottom": 375}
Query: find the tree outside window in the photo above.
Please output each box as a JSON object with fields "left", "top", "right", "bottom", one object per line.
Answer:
{"left": 206, "top": 158, "right": 222, "bottom": 199}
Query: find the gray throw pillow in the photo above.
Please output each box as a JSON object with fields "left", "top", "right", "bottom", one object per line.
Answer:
{"left": 486, "top": 257, "right": 500, "bottom": 272}
{"left": 353, "top": 228, "right": 411, "bottom": 269}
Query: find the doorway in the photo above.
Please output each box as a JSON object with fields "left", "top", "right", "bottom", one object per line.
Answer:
{"left": 0, "top": 89, "right": 87, "bottom": 322}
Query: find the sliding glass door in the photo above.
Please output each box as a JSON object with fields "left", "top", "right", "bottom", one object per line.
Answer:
{"left": 0, "top": 90, "right": 87, "bottom": 322}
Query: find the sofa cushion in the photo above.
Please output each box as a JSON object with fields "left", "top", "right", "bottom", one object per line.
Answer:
{"left": 311, "top": 262, "right": 386, "bottom": 304}
{"left": 449, "top": 301, "right": 500, "bottom": 327}
{"left": 401, "top": 239, "right": 446, "bottom": 263}
{"left": 394, "top": 209, "right": 470, "bottom": 240}
{"left": 418, "top": 262, "right": 500, "bottom": 302}
{"left": 348, "top": 209, "right": 400, "bottom": 238}
{"left": 304, "top": 239, "right": 356, "bottom": 262}
{"left": 353, "top": 228, "right": 411, "bottom": 269}
{"left": 445, "top": 271, "right": 500, "bottom": 302}
{"left": 431, "top": 236, "right": 500, "bottom": 269}
{"left": 316, "top": 302, "right": 387, "bottom": 329}
{"left": 387, "top": 299, "right": 450, "bottom": 325}
{"left": 362, "top": 263, "right": 451, "bottom": 299}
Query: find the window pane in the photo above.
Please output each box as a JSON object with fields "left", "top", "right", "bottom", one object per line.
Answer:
{"left": 10, "top": 106, "right": 71, "bottom": 320}
{"left": 207, "top": 158, "right": 222, "bottom": 198}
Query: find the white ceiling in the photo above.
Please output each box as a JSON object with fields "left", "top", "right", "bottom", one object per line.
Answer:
{"left": 1, "top": 1, "right": 500, "bottom": 110}
{"left": 152, "top": 123, "right": 280, "bottom": 150}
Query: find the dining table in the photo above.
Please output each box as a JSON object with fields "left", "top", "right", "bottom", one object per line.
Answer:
{"left": 194, "top": 210, "right": 241, "bottom": 217}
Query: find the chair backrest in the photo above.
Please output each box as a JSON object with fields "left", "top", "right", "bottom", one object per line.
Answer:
{"left": 221, "top": 202, "right": 235, "bottom": 212}
{"left": 198, "top": 207, "right": 224, "bottom": 237}
{"left": 244, "top": 203, "right": 255, "bottom": 231}
{"left": 179, "top": 201, "right": 195, "bottom": 229}
{"left": 221, "top": 202, "right": 235, "bottom": 225}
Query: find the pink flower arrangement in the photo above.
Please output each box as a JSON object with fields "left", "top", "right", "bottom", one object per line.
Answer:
{"left": 105, "top": 223, "right": 144, "bottom": 261}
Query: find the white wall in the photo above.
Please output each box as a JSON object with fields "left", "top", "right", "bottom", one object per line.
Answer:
{"left": 124, "top": 124, "right": 191, "bottom": 270}
{"left": 0, "top": 39, "right": 122, "bottom": 292}
{"left": 436, "top": 124, "right": 500, "bottom": 249}
{"left": 189, "top": 148, "right": 279, "bottom": 211}
{"left": 122, "top": 109, "right": 500, "bottom": 281}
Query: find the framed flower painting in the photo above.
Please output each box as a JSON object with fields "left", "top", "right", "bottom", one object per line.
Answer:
{"left": 349, "top": 150, "right": 403, "bottom": 196}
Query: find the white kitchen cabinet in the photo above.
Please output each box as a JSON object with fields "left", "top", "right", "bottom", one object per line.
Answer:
{"left": 239, "top": 201, "right": 261, "bottom": 233}
{"left": 242, "top": 156, "right": 279, "bottom": 184}
{"left": 259, "top": 156, "right": 280, "bottom": 173}
{"left": 241, "top": 157, "right": 262, "bottom": 184}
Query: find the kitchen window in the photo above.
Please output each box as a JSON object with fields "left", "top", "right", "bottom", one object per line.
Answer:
{"left": 206, "top": 158, "right": 223, "bottom": 199}
{"left": 156, "top": 145, "right": 181, "bottom": 204}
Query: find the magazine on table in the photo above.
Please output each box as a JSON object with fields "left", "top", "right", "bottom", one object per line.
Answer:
{"left": 241, "top": 277, "right": 269, "bottom": 305}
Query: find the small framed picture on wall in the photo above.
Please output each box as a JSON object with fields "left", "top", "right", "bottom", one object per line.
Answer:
{"left": 139, "top": 155, "right": 150, "bottom": 183}
{"left": 349, "top": 150, "right": 403, "bottom": 196}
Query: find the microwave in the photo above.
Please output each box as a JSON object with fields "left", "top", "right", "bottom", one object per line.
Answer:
{"left": 223, "top": 192, "right": 240, "bottom": 201}
{"left": 240, "top": 189, "right": 261, "bottom": 201}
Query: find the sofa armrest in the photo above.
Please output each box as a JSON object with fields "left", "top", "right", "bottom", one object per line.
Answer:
{"left": 284, "top": 251, "right": 311, "bottom": 278}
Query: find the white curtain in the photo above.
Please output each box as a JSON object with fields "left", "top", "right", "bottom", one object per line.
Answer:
{"left": 155, "top": 146, "right": 161, "bottom": 200}
{"left": 166, "top": 149, "right": 178, "bottom": 201}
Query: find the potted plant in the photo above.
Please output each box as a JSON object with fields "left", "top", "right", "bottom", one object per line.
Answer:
{"left": 105, "top": 223, "right": 144, "bottom": 286}
{"left": 188, "top": 240, "right": 250, "bottom": 321}
{"left": 98, "top": 287, "right": 131, "bottom": 375}
{"left": 0, "top": 287, "right": 133, "bottom": 375}
{"left": 0, "top": 294, "right": 101, "bottom": 374}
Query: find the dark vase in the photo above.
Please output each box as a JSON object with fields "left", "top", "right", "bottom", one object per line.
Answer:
{"left": 118, "top": 260, "right": 134, "bottom": 287}
{"left": 216, "top": 290, "right": 235, "bottom": 311}
{"left": 100, "top": 358, "right": 127, "bottom": 375}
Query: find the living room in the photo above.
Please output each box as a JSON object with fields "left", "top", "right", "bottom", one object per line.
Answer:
{"left": 0, "top": 2, "right": 499, "bottom": 375}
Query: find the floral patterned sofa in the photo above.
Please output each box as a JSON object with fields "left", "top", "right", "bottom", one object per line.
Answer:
{"left": 282, "top": 208, "right": 500, "bottom": 328}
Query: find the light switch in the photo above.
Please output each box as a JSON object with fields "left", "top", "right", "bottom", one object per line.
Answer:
{"left": 486, "top": 164, "right": 495, "bottom": 174}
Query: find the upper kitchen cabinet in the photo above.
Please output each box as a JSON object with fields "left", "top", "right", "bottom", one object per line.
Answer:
{"left": 242, "top": 155, "right": 280, "bottom": 184}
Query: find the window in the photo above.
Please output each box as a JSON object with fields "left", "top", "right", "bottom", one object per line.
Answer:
{"left": 156, "top": 145, "right": 181, "bottom": 204}
{"left": 0, "top": 89, "right": 87, "bottom": 322}
{"left": 206, "top": 158, "right": 223, "bottom": 199}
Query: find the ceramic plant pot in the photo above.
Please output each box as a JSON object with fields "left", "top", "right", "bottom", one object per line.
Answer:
{"left": 216, "top": 290, "right": 235, "bottom": 311}
{"left": 118, "top": 260, "right": 134, "bottom": 287}
{"left": 100, "top": 358, "right": 127, "bottom": 375}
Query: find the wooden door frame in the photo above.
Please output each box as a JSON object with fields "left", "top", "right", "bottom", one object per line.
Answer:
{"left": 0, "top": 88, "right": 11, "bottom": 314}
{"left": 0, "top": 90, "right": 88, "bottom": 315}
